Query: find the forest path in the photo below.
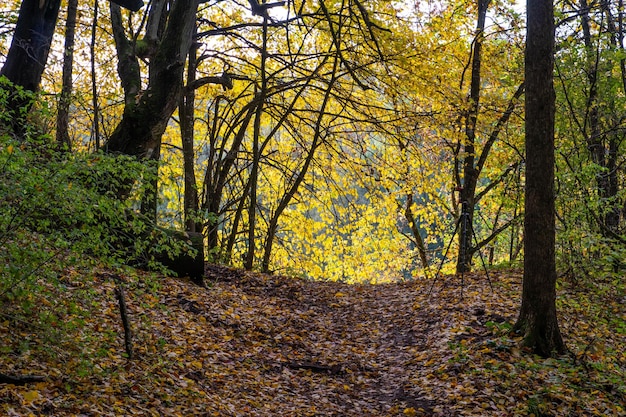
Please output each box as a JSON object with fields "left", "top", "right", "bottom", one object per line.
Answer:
{"left": 7, "top": 266, "right": 620, "bottom": 416}
{"left": 189, "top": 265, "right": 506, "bottom": 416}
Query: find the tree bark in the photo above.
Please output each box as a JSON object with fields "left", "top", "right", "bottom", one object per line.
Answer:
{"left": 203, "top": 103, "right": 256, "bottom": 252}
{"left": 90, "top": 0, "right": 102, "bottom": 150}
{"left": 456, "top": 0, "right": 490, "bottom": 274}
{"left": 105, "top": 0, "right": 199, "bottom": 162}
{"left": 1, "top": 0, "right": 61, "bottom": 92}
{"left": 513, "top": 0, "right": 565, "bottom": 357}
{"left": 0, "top": 0, "right": 61, "bottom": 134}
{"left": 579, "top": 0, "right": 621, "bottom": 236}
{"left": 56, "top": 0, "right": 79, "bottom": 152}
{"left": 180, "top": 25, "right": 202, "bottom": 233}
{"left": 404, "top": 194, "right": 430, "bottom": 272}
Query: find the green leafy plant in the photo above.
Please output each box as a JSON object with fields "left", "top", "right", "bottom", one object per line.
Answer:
{"left": 0, "top": 83, "right": 195, "bottom": 365}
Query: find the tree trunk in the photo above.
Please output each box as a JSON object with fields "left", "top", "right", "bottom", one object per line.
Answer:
{"left": 579, "top": 0, "right": 621, "bottom": 236}
{"left": 55, "top": 0, "right": 78, "bottom": 152}
{"left": 180, "top": 25, "right": 202, "bottom": 234}
{"left": 103, "top": 0, "right": 202, "bottom": 271}
{"left": 404, "top": 194, "right": 430, "bottom": 272}
{"left": 0, "top": 0, "right": 61, "bottom": 133}
{"left": 105, "top": 0, "right": 198, "bottom": 162}
{"left": 597, "top": 0, "right": 623, "bottom": 235}
{"left": 513, "top": 0, "right": 565, "bottom": 357}
{"left": 456, "top": 0, "right": 490, "bottom": 274}
{"left": 90, "top": 0, "right": 101, "bottom": 150}
{"left": 245, "top": 14, "right": 269, "bottom": 271}
{"left": 202, "top": 103, "right": 256, "bottom": 252}
{"left": 1, "top": 0, "right": 61, "bottom": 92}
{"left": 153, "top": 230, "right": 205, "bottom": 285}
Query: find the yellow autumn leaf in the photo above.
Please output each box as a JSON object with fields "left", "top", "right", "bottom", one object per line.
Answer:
{"left": 22, "top": 390, "right": 40, "bottom": 404}
{"left": 403, "top": 407, "right": 417, "bottom": 416}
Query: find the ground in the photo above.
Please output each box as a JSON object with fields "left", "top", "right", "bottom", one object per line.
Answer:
{"left": 0, "top": 265, "right": 624, "bottom": 416}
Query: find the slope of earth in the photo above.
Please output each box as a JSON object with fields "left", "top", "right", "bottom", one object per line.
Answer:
{"left": 0, "top": 265, "right": 624, "bottom": 416}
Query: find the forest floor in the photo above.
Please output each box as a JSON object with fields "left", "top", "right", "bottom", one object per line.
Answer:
{"left": 0, "top": 264, "right": 625, "bottom": 416}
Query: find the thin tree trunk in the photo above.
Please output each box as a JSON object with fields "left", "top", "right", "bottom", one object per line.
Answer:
{"left": 56, "top": 0, "right": 78, "bottom": 152}
{"left": 261, "top": 57, "right": 339, "bottom": 273}
{"left": 180, "top": 25, "right": 201, "bottom": 233}
{"left": 90, "top": 0, "right": 101, "bottom": 150}
{"left": 203, "top": 104, "right": 256, "bottom": 252}
{"left": 404, "top": 194, "right": 430, "bottom": 272}
{"left": 599, "top": 0, "right": 623, "bottom": 233}
{"left": 456, "top": 0, "right": 490, "bottom": 273}
{"left": 580, "top": 0, "right": 615, "bottom": 234}
{"left": 245, "top": 14, "right": 269, "bottom": 271}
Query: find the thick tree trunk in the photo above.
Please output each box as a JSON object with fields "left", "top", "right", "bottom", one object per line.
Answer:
{"left": 513, "top": 0, "right": 565, "bottom": 357}
{"left": 105, "top": 0, "right": 198, "bottom": 161}
{"left": 154, "top": 230, "right": 205, "bottom": 285}
{"left": 0, "top": 0, "right": 61, "bottom": 134}
{"left": 103, "top": 0, "right": 203, "bottom": 274}
{"left": 1, "top": 0, "right": 61, "bottom": 92}
{"left": 104, "top": 0, "right": 198, "bottom": 219}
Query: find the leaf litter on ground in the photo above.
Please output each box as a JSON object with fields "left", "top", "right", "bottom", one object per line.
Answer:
{"left": 0, "top": 264, "right": 624, "bottom": 416}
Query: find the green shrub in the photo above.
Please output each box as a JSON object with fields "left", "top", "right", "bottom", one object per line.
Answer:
{"left": 0, "top": 92, "right": 190, "bottom": 309}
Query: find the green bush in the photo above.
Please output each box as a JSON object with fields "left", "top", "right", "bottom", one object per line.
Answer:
{"left": 0, "top": 91, "right": 191, "bottom": 309}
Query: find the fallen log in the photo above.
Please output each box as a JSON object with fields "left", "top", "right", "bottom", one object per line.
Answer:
{"left": 283, "top": 361, "right": 343, "bottom": 375}
{"left": 0, "top": 373, "right": 46, "bottom": 385}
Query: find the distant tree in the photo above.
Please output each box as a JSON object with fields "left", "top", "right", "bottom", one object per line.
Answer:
{"left": 513, "top": 0, "right": 565, "bottom": 357}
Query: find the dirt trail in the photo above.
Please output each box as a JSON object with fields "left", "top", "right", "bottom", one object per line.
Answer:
{"left": 201, "top": 266, "right": 500, "bottom": 416}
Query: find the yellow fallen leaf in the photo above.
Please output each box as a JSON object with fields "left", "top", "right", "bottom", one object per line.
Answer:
{"left": 403, "top": 407, "right": 417, "bottom": 416}
{"left": 22, "top": 390, "right": 40, "bottom": 404}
